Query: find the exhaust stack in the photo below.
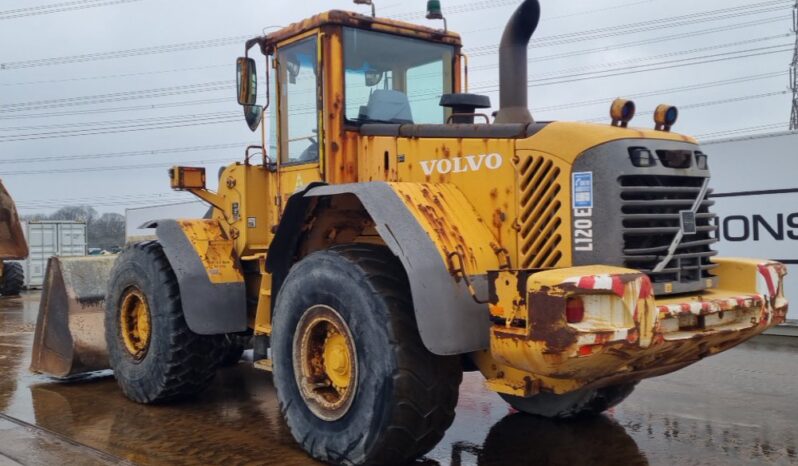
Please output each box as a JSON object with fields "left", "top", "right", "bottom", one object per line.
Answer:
{"left": 494, "top": 0, "right": 541, "bottom": 124}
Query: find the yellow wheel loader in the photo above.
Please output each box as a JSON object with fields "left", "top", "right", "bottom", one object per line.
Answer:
{"left": 0, "top": 180, "right": 27, "bottom": 297}
{"left": 31, "top": 1, "right": 789, "bottom": 464}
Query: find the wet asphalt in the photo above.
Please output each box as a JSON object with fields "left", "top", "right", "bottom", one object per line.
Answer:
{"left": 0, "top": 292, "right": 796, "bottom": 466}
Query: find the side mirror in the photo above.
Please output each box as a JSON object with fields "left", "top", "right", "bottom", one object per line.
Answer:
{"left": 237, "top": 57, "right": 258, "bottom": 106}
{"left": 244, "top": 104, "right": 263, "bottom": 132}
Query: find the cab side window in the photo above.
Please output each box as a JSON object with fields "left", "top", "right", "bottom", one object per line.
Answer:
{"left": 278, "top": 37, "right": 320, "bottom": 164}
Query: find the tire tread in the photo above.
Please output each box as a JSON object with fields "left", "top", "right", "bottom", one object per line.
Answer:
{"left": 106, "top": 241, "right": 221, "bottom": 404}
{"left": 0, "top": 262, "right": 24, "bottom": 296}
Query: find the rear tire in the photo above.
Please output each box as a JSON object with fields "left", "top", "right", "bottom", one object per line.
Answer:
{"left": 105, "top": 241, "right": 223, "bottom": 404}
{"left": 0, "top": 262, "right": 23, "bottom": 296}
{"left": 500, "top": 383, "right": 637, "bottom": 418}
{"left": 272, "top": 244, "right": 462, "bottom": 465}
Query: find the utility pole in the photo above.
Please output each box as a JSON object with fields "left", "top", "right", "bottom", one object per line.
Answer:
{"left": 791, "top": 0, "right": 798, "bottom": 130}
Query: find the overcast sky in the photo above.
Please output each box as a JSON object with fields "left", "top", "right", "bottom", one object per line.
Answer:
{"left": 0, "top": 0, "right": 794, "bottom": 217}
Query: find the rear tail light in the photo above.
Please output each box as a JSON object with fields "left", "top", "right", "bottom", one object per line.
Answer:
{"left": 565, "top": 297, "right": 585, "bottom": 323}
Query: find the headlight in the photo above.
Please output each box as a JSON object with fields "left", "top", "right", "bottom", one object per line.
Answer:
{"left": 629, "top": 147, "right": 656, "bottom": 167}
{"left": 695, "top": 152, "right": 709, "bottom": 170}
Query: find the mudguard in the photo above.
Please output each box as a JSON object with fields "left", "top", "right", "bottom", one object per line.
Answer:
{"left": 154, "top": 219, "right": 247, "bottom": 335}
{"left": 269, "top": 182, "right": 501, "bottom": 356}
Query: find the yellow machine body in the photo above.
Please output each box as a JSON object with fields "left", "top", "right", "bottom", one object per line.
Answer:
{"left": 165, "top": 12, "right": 787, "bottom": 397}
{"left": 33, "top": 9, "right": 788, "bottom": 400}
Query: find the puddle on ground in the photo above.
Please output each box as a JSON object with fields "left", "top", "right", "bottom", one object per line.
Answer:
{"left": 1, "top": 293, "right": 796, "bottom": 465}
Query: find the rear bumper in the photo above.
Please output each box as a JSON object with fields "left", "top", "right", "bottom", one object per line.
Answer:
{"left": 484, "top": 258, "right": 788, "bottom": 396}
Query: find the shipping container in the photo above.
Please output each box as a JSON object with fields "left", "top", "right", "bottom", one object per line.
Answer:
{"left": 126, "top": 201, "right": 209, "bottom": 242}
{"left": 705, "top": 130, "right": 798, "bottom": 332}
{"left": 21, "top": 221, "right": 87, "bottom": 289}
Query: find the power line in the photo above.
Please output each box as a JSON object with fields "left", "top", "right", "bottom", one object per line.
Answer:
{"left": 467, "top": 1, "right": 792, "bottom": 56}
{"left": 0, "top": 141, "right": 251, "bottom": 164}
{"left": 17, "top": 192, "right": 188, "bottom": 207}
{"left": 0, "top": 81, "right": 232, "bottom": 113}
{"left": 1, "top": 1, "right": 789, "bottom": 72}
{"left": 5, "top": 12, "right": 782, "bottom": 91}
{"left": 1, "top": 73, "right": 784, "bottom": 159}
{"left": 6, "top": 30, "right": 781, "bottom": 117}
{"left": 535, "top": 71, "right": 785, "bottom": 113}
{"left": 0, "top": 63, "right": 229, "bottom": 87}
{"left": 458, "top": 45, "right": 794, "bottom": 93}
{"left": 469, "top": 33, "right": 791, "bottom": 75}
{"left": 0, "top": 0, "right": 142, "bottom": 20}
{"left": 476, "top": 16, "right": 789, "bottom": 68}
{"left": 18, "top": 195, "right": 195, "bottom": 210}
{"left": 0, "top": 111, "right": 236, "bottom": 132}
{"left": 0, "top": 35, "right": 249, "bottom": 70}
{"left": 696, "top": 122, "right": 788, "bottom": 139}
{"left": 0, "top": 112, "right": 241, "bottom": 142}
{"left": 0, "top": 97, "right": 232, "bottom": 120}
{"left": 579, "top": 90, "right": 789, "bottom": 123}
{"left": 391, "top": 0, "right": 519, "bottom": 20}
{"left": 5, "top": 36, "right": 786, "bottom": 123}
{"left": 0, "top": 157, "right": 232, "bottom": 176}
{"left": 273, "top": 44, "right": 794, "bottom": 118}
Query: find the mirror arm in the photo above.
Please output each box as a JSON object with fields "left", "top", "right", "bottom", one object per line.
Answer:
{"left": 245, "top": 36, "right": 268, "bottom": 57}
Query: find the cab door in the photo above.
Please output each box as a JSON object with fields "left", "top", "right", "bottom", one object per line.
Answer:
{"left": 275, "top": 33, "right": 323, "bottom": 212}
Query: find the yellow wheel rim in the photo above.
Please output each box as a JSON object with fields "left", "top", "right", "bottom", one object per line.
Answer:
{"left": 119, "top": 288, "right": 151, "bottom": 360}
{"left": 323, "top": 333, "right": 352, "bottom": 390}
{"left": 293, "top": 305, "right": 357, "bottom": 421}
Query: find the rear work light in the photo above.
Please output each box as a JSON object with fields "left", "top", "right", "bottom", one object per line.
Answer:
{"left": 565, "top": 297, "right": 585, "bottom": 323}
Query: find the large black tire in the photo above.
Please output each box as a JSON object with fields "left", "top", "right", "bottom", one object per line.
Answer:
{"left": 105, "top": 241, "right": 223, "bottom": 404}
{"left": 272, "top": 244, "right": 462, "bottom": 465}
{"left": 0, "top": 261, "right": 24, "bottom": 296}
{"left": 500, "top": 382, "right": 637, "bottom": 418}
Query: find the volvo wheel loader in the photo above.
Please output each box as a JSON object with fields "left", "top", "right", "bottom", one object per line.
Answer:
{"left": 0, "top": 180, "right": 27, "bottom": 297}
{"left": 31, "top": 1, "right": 789, "bottom": 464}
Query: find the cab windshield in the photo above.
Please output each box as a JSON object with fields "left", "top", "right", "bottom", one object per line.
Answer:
{"left": 343, "top": 28, "right": 454, "bottom": 125}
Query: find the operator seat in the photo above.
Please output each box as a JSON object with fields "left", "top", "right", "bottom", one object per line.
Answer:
{"left": 359, "top": 89, "right": 413, "bottom": 124}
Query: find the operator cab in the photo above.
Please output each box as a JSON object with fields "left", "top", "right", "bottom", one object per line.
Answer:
{"left": 235, "top": 10, "right": 475, "bottom": 182}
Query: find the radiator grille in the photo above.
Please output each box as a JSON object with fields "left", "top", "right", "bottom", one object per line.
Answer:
{"left": 619, "top": 174, "right": 719, "bottom": 285}
{"left": 517, "top": 155, "right": 564, "bottom": 269}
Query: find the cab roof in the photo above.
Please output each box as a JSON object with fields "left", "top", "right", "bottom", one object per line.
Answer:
{"left": 259, "top": 10, "right": 462, "bottom": 52}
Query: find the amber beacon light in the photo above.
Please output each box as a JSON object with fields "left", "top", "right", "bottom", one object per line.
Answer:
{"left": 654, "top": 104, "right": 679, "bottom": 132}
{"left": 610, "top": 98, "right": 636, "bottom": 128}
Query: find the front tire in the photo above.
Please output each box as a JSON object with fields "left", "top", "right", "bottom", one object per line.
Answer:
{"left": 500, "top": 383, "right": 637, "bottom": 418}
{"left": 105, "top": 242, "right": 222, "bottom": 404}
{"left": 0, "top": 262, "right": 24, "bottom": 296}
{"left": 272, "top": 244, "right": 462, "bottom": 465}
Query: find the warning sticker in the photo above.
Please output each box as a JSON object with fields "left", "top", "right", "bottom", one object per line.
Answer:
{"left": 572, "top": 172, "right": 594, "bottom": 209}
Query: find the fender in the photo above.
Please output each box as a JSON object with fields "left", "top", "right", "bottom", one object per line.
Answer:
{"left": 153, "top": 219, "right": 247, "bottom": 335}
{"left": 267, "top": 181, "right": 501, "bottom": 356}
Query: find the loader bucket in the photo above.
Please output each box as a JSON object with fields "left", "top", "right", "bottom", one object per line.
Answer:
{"left": 30, "top": 256, "right": 116, "bottom": 378}
{"left": 0, "top": 180, "right": 28, "bottom": 260}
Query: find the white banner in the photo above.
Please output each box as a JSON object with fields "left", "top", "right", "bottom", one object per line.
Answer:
{"left": 705, "top": 131, "right": 798, "bottom": 320}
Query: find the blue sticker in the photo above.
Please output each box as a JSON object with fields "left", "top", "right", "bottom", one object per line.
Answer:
{"left": 572, "top": 172, "right": 593, "bottom": 209}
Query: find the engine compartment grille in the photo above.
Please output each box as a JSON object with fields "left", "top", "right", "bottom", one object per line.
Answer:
{"left": 619, "top": 175, "right": 719, "bottom": 286}
{"left": 517, "top": 154, "right": 564, "bottom": 269}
